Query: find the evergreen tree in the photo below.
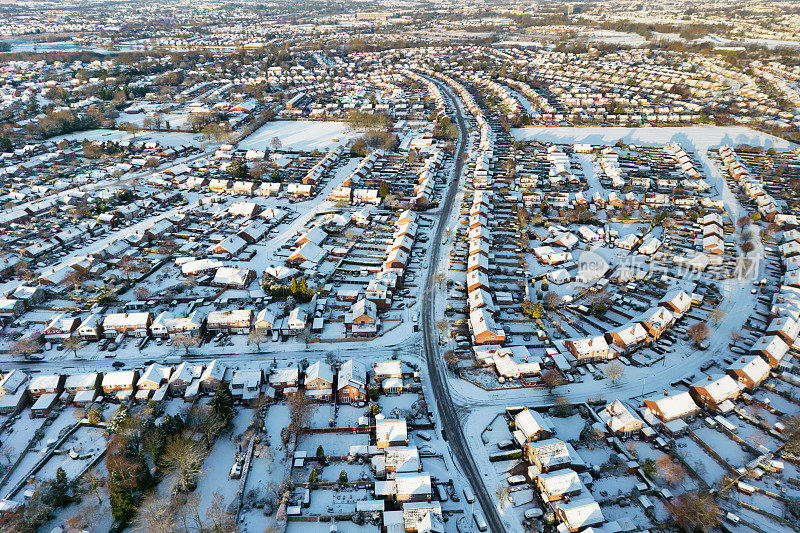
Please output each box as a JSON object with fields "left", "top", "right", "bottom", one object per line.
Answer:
{"left": 316, "top": 445, "right": 325, "bottom": 464}
{"left": 227, "top": 160, "right": 249, "bottom": 181}
{"left": 0, "top": 136, "right": 12, "bottom": 153}
{"left": 290, "top": 277, "right": 298, "bottom": 294}
{"left": 210, "top": 382, "right": 235, "bottom": 424}
{"left": 51, "top": 466, "right": 69, "bottom": 506}
{"left": 108, "top": 472, "right": 134, "bottom": 523}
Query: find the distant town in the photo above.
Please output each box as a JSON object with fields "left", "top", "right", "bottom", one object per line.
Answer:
{"left": 0, "top": 1, "right": 799, "bottom": 533}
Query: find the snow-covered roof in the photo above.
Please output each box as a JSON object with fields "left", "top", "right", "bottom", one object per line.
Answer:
{"left": 537, "top": 469, "right": 584, "bottom": 497}
{"left": 644, "top": 391, "right": 698, "bottom": 420}
{"left": 376, "top": 418, "right": 408, "bottom": 445}
{"left": 305, "top": 361, "right": 334, "bottom": 385}
{"left": 514, "top": 408, "right": 553, "bottom": 440}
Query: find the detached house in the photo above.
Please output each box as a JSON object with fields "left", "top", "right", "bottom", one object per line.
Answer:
{"left": 199, "top": 360, "right": 227, "bottom": 394}
{"left": 535, "top": 469, "right": 585, "bottom": 502}
{"left": 304, "top": 361, "right": 334, "bottom": 402}
{"left": 605, "top": 322, "right": 648, "bottom": 355}
{"left": 525, "top": 438, "right": 585, "bottom": 473}
{"left": 513, "top": 408, "right": 553, "bottom": 444}
{"left": 659, "top": 289, "right": 692, "bottom": 316}
{"left": 598, "top": 400, "right": 643, "bottom": 437}
{"left": 376, "top": 417, "right": 409, "bottom": 449}
{"left": 643, "top": 390, "right": 698, "bottom": 431}
{"left": 337, "top": 359, "right": 367, "bottom": 405}
{"left": 690, "top": 374, "right": 741, "bottom": 412}
{"left": 563, "top": 336, "right": 610, "bottom": 363}
{"left": 726, "top": 356, "right": 771, "bottom": 391}
{"left": 750, "top": 335, "right": 790, "bottom": 368}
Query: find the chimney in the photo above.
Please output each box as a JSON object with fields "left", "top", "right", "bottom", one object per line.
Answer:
{"left": 664, "top": 390, "right": 669, "bottom": 396}
{"left": 741, "top": 357, "right": 746, "bottom": 363}
{"left": 708, "top": 376, "right": 713, "bottom": 381}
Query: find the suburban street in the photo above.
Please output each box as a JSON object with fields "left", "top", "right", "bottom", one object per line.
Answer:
{"left": 421, "top": 78, "right": 508, "bottom": 533}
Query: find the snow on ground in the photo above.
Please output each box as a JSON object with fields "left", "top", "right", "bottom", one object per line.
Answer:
{"left": 511, "top": 126, "right": 793, "bottom": 152}
{"left": 238, "top": 121, "right": 358, "bottom": 152}
{"left": 674, "top": 435, "right": 727, "bottom": 487}
{"left": 194, "top": 409, "right": 254, "bottom": 518}
{"left": 34, "top": 425, "right": 105, "bottom": 482}
{"left": 2, "top": 407, "right": 83, "bottom": 497}
{"left": 298, "top": 432, "right": 369, "bottom": 457}
{"left": 52, "top": 128, "right": 207, "bottom": 147}
{"left": 551, "top": 413, "right": 585, "bottom": 442}
{"left": 287, "top": 519, "right": 379, "bottom": 533}
{"left": 692, "top": 425, "right": 755, "bottom": 467}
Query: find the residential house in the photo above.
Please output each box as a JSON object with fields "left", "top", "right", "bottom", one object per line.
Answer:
{"left": 535, "top": 469, "right": 585, "bottom": 502}
{"left": 28, "top": 374, "right": 64, "bottom": 398}
{"left": 304, "top": 361, "right": 334, "bottom": 402}
{"left": 563, "top": 336, "right": 610, "bottom": 363}
{"left": 337, "top": 359, "right": 367, "bottom": 405}
{"left": 376, "top": 417, "right": 409, "bottom": 449}
{"left": 598, "top": 400, "right": 643, "bottom": 437}
{"left": 199, "top": 360, "right": 227, "bottom": 394}
{"left": 102, "top": 370, "right": 139, "bottom": 396}
{"left": 102, "top": 312, "right": 153, "bottom": 338}
{"left": 207, "top": 309, "right": 253, "bottom": 334}
{"left": 726, "top": 356, "right": 771, "bottom": 391}
{"left": 514, "top": 408, "right": 554, "bottom": 444}
{"left": 524, "top": 439, "right": 585, "bottom": 473}
{"left": 690, "top": 374, "right": 741, "bottom": 411}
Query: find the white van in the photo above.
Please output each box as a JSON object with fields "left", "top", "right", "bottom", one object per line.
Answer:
{"left": 473, "top": 512, "right": 488, "bottom": 532}
{"left": 462, "top": 487, "right": 475, "bottom": 504}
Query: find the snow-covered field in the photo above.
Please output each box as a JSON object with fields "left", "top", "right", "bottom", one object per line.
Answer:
{"left": 239, "top": 121, "right": 358, "bottom": 152}
{"left": 52, "top": 128, "right": 207, "bottom": 147}
{"left": 510, "top": 126, "right": 794, "bottom": 151}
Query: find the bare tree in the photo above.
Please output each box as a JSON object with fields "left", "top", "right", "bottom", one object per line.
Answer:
{"left": 443, "top": 350, "right": 459, "bottom": 373}
{"left": 296, "top": 329, "right": 312, "bottom": 347}
{"left": 670, "top": 491, "right": 720, "bottom": 530}
{"left": 286, "top": 392, "right": 315, "bottom": 440}
{"left": 543, "top": 291, "right": 563, "bottom": 310}
{"left": 434, "top": 319, "right": 449, "bottom": 343}
{"left": 135, "top": 286, "right": 150, "bottom": 301}
{"left": 173, "top": 334, "right": 199, "bottom": 356}
{"left": 541, "top": 369, "right": 563, "bottom": 392}
{"left": 158, "top": 238, "right": 179, "bottom": 256}
{"left": 604, "top": 361, "right": 625, "bottom": 384}
{"left": 119, "top": 255, "right": 147, "bottom": 281}
{"left": 656, "top": 456, "right": 685, "bottom": 486}
{"left": 159, "top": 435, "right": 207, "bottom": 492}
{"left": 63, "top": 336, "right": 82, "bottom": 358}
{"left": 188, "top": 405, "right": 225, "bottom": 448}
{"left": 495, "top": 485, "right": 512, "bottom": 507}
{"left": 206, "top": 491, "right": 234, "bottom": 533}
{"left": 709, "top": 308, "right": 727, "bottom": 325}
{"left": 433, "top": 272, "right": 446, "bottom": 289}
{"left": 248, "top": 328, "right": 267, "bottom": 350}
{"left": 687, "top": 322, "right": 711, "bottom": 345}
{"left": 736, "top": 215, "right": 751, "bottom": 230}
{"left": 10, "top": 337, "right": 40, "bottom": 359}
{"left": 62, "top": 269, "right": 86, "bottom": 294}
{"left": 135, "top": 494, "right": 174, "bottom": 533}
{"left": 79, "top": 466, "right": 105, "bottom": 504}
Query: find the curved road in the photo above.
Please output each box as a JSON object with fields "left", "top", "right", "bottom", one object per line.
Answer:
{"left": 420, "top": 77, "right": 508, "bottom": 533}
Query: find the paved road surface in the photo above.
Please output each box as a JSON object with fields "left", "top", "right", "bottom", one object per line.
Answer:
{"left": 420, "top": 77, "right": 508, "bottom": 533}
